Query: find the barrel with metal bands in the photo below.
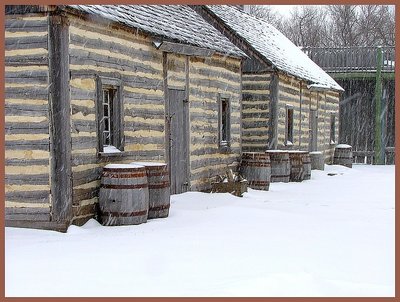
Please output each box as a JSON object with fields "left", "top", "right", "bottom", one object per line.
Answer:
{"left": 99, "top": 164, "right": 149, "bottom": 226}
{"left": 132, "top": 162, "right": 170, "bottom": 219}
{"left": 240, "top": 152, "right": 271, "bottom": 191}
{"left": 266, "top": 150, "right": 290, "bottom": 183}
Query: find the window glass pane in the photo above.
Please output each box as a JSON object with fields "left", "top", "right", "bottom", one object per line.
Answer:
{"left": 330, "top": 114, "right": 336, "bottom": 142}
{"left": 287, "top": 108, "right": 294, "bottom": 143}
{"left": 99, "top": 82, "right": 121, "bottom": 152}
{"left": 222, "top": 100, "right": 227, "bottom": 141}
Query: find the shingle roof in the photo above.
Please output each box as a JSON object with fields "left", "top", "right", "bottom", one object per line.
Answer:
{"left": 68, "top": 5, "right": 245, "bottom": 58}
{"left": 206, "top": 5, "right": 344, "bottom": 91}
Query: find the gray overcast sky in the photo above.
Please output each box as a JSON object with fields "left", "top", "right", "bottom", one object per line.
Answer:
{"left": 269, "top": 4, "right": 395, "bottom": 18}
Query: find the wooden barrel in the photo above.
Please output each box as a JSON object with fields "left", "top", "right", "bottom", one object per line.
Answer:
{"left": 310, "top": 151, "right": 325, "bottom": 170}
{"left": 132, "top": 162, "right": 170, "bottom": 219}
{"left": 240, "top": 152, "right": 271, "bottom": 191}
{"left": 333, "top": 144, "right": 353, "bottom": 168}
{"left": 99, "top": 164, "right": 149, "bottom": 226}
{"left": 301, "top": 152, "right": 311, "bottom": 180}
{"left": 266, "top": 150, "right": 290, "bottom": 183}
{"left": 288, "top": 151, "right": 306, "bottom": 182}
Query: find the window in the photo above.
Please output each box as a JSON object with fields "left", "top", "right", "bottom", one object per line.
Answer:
{"left": 218, "top": 95, "right": 231, "bottom": 150}
{"left": 330, "top": 113, "right": 336, "bottom": 144}
{"left": 286, "top": 105, "right": 294, "bottom": 145}
{"left": 96, "top": 76, "right": 124, "bottom": 153}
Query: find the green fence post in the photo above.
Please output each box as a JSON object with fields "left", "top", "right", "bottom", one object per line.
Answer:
{"left": 374, "top": 47, "right": 383, "bottom": 164}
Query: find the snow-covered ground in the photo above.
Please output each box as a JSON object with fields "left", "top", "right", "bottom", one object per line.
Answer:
{"left": 5, "top": 164, "right": 395, "bottom": 297}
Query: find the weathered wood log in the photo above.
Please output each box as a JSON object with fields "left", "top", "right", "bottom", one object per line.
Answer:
{"left": 211, "top": 179, "right": 248, "bottom": 197}
{"left": 333, "top": 144, "right": 353, "bottom": 168}
{"left": 240, "top": 152, "right": 271, "bottom": 191}
{"left": 132, "top": 162, "right": 170, "bottom": 219}
{"left": 99, "top": 164, "right": 149, "bottom": 226}
{"left": 266, "top": 150, "right": 290, "bottom": 183}
{"left": 310, "top": 151, "right": 325, "bottom": 170}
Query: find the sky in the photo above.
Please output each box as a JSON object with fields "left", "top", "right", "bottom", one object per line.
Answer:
{"left": 269, "top": 5, "right": 297, "bottom": 17}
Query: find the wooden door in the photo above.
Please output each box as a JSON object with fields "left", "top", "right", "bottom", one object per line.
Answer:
{"left": 309, "top": 109, "right": 318, "bottom": 151}
{"left": 167, "top": 88, "right": 189, "bottom": 194}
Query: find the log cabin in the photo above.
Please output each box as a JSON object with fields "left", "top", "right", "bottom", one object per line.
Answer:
{"left": 193, "top": 5, "right": 344, "bottom": 161}
{"left": 5, "top": 5, "right": 246, "bottom": 231}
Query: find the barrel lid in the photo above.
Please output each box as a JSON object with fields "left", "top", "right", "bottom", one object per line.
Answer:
{"left": 335, "top": 144, "right": 352, "bottom": 149}
{"left": 132, "top": 161, "right": 167, "bottom": 167}
{"left": 288, "top": 150, "right": 308, "bottom": 153}
{"left": 266, "top": 150, "right": 288, "bottom": 153}
{"left": 104, "top": 164, "right": 145, "bottom": 169}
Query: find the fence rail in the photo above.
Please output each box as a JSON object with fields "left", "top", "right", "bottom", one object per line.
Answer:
{"left": 352, "top": 147, "right": 395, "bottom": 165}
{"left": 303, "top": 46, "right": 395, "bottom": 73}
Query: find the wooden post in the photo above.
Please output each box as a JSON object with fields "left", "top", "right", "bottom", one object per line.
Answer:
{"left": 48, "top": 12, "right": 72, "bottom": 223}
{"left": 268, "top": 71, "right": 279, "bottom": 149}
{"left": 374, "top": 47, "right": 383, "bottom": 164}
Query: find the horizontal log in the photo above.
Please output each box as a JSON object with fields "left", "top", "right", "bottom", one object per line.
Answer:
{"left": 242, "top": 93, "right": 270, "bottom": 101}
{"left": 5, "top": 107, "right": 48, "bottom": 117}
{"left": 6, "top": 190, "right": 49, "bottom": 201}
{"left": 242, "top": 112, "right": 269, "bottom": 119}
{"left": 5, "top": 69, "right": 48, "bottom": 79}
{"left": 69, "top": 49, "right": 162, "bottom": 76}
{"left": 73, "top": 187, "right": 99, "bottom": 203}
{"left": 192, "top": 54, "right": 240, "bottom": 69}
{"left": 70, "top": 86, "right": 96, "bottom": 100}
{"left": 71, "top": 120, "right": 96, "bottom": 133}
{"left": 242, "top": 83, "right": 270, "bottom": 90}
{"left": 70, "top": 33, "right": 162, "bottom": 63}
{"left": 72, "top": 136, "right": 97, "bottom": 149}
{"left": 5, "top": 174, "right": 49, "bottom": 185}
{"left": 242, "top": 103, "right": 269, "bottom": 111}
{"left": 190, "top": 67, "right": 240, "bottom": 83}
{"left": 125, "top": 121, "right": 164, "bottom": 132}
{"left": 6, "top": 87, "right": 48, "bottom": 98}
{"left": 124, "top": 108, "right": 164, "bottom": 119}
{"left": 71, "top": 104, "right": 95, "bottom": 117}
{"left": 5, "top": 140, "right": 49, "bottom": 150}
{"left": 5, "top": 158, "right": 49, "bottom": 166}
{"left": 5, "top": 207, "right": 50, "bottom": 215}
{"left": 73, "top": 167, "right": 102, "bottom": 186}
{"left": 242, "top": 120, "right": 269, "bottom": 128}
{"left": 124, "top": 93, "right": 164, "bottom": 103}
{"left": 5, "top": 122, "right": 49, "bottom": 134}
{"left": 72, "top": 202, "right": 97, "bottom": 217}
{"left": 5, "top": 35, "right": 48, "bottom": 49}
{"left": 189, "top": 78, "right": 240, "bottom": 93}
{"left": 191, "top": 157, "right": 240, "bottom": 172}
{"left": 5, "top": 55, "right": 48, "bottom": 66}
{"left": 5, "top": 213, "right": 51, "bottom": 222}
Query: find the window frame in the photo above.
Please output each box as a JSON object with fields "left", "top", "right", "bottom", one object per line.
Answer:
{"left": 285, "top": 104, "right": 294, "bottom": 146}
{"left": 218, "top": 93, "right": 231, "bottom": 152}
{"left": 96, "top": 76, "right": 124, "bottom": 155}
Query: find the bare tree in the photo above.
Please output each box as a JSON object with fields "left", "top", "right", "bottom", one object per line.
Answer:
{"left": 357, "top": 5, "right": 395, "bottom": 46}
{"left": 279, "top": 6, "right": 329, "bottom": 47}
{"left": 326, "top": 5, "right": 360, "bottom": 47}
{"left": 246, "top": 5, "right": 283, "bottom": 29}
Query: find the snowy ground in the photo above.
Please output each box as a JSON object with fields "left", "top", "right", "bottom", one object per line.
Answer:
{"left": 5, "top": 164, "right": 395, "bottom": 297}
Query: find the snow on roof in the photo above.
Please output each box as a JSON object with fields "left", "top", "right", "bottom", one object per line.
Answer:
{"left": 206, "top": 5, "right": 344, "bottom": 92}
{"left": 68, "top": 5, "right": 245, "bottom": 58}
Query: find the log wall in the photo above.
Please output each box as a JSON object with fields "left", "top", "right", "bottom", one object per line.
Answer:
{"left": 189, "top": 55, "right": 242, "bottom": 191}
{"left": 241, "top": 73, "right": 270, "bottom": 152}
{"left": 240, "top": 71, "right": 340, "bottom": 161}
{"left": 5, "top": 14, "right": 52, "bottom": 222}
{"left": 68, "top": 15, "right": 165, "bottom": 225}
